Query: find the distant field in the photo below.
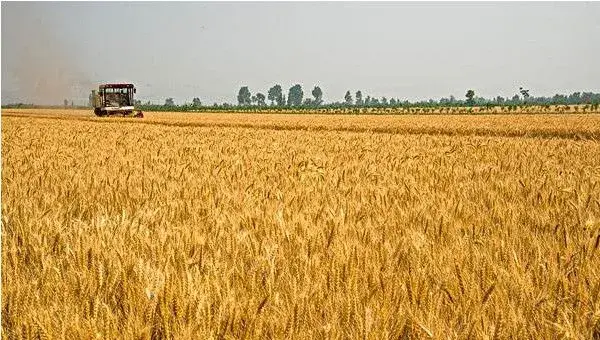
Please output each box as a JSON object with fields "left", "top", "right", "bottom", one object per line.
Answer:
{"left": 3, "top": 108, "right": 600, "bottom": 140}
{"left": 2, "top": 109, "right": 600, "bottom": 338}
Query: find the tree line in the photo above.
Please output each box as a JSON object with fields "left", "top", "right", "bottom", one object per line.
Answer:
{"left": 4, "top": 86, "right": 600, "bottom": 112}
{"left": 141, "top": 85, "right": 600, "bottom": 111}
{"left": 235, "top": 84, "right": 323, "bottom": 107}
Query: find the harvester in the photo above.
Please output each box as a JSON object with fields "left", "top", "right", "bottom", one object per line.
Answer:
{"left": 91, "top": 83, "right": 143, "bottom": 118}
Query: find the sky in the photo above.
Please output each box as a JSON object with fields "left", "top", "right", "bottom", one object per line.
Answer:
{"left": 2, "top": 1, "right": 600, "bottom": 105}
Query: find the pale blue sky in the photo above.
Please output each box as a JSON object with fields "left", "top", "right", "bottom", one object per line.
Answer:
{"left": 2, "top": 2, "right": 600, "bottom": 105}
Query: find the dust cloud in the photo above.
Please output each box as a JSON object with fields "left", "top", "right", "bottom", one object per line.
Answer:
{"left": 2, "top": 4, "right": 93, "bottom": 105}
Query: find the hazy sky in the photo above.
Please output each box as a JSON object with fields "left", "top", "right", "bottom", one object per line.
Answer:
{"left": 2, "top": 2, "right": 600, "bottom": 105}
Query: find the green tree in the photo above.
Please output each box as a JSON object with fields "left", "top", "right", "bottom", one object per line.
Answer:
{"left": 268, "top": 85, "right": 284, "bottom": 106}
{"left": 256, "top": 93, "right": 266, "bottom": 106}
{"left": 344, "top": 91, "right": 353, "bottom": 105}
{"left": 192, "top": 97, "right": 202, "bottom": 107}
{"left": 311, "top": 86, "right": 323, "bottom": 105}
{"left": 238, "top": 86, "right": 251, "bottom": 106}
{"left": 569, "top": 92, "right": 581, "bottom": 104}
{"left": 465, "top": 90, "right": 475, "bottom": 106}
{"left": 519, "top": 87, "right": 530, "bottom": 103}
{"left": 63, "top": 99, "right": 68, "bottom": 107}
{"left": 355, "top": 91, "right": 363, "bottom": 106}
{"left": 510, "top": 94, "right": 520, "bottom": 105}
{"left": 164, "top": 98, "right": 175, "bottom": 106}
{"left": 287, "top": 84, "right": 303, "bottom": 106}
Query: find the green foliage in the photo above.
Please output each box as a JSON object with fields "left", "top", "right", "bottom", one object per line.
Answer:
{"left": 287, "top": 84, "right": 303, "bottom": 106}
{"left": 268, "top": 85, "right": 284, "bottom": 106}
{"left": 465, "top": 90, "right": 475, "bottom": 106}
{"left": 355, "top": 91, "right": 363, "bottom": 106}
{"left": 344, "top": 91, "right": 353, "bottom": 105}
{"left": 255, "top": 93, "right": 266, "bottom": 106}
{"left": 312, "top": 86, "right": 323, "bottom": 105}
{"left": 238, "top": 86, "right": 251, "bottom": 106}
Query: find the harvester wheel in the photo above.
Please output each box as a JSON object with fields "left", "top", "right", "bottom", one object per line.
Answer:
{"left": 134, "top": 111, "right": 144, "bottom": 118}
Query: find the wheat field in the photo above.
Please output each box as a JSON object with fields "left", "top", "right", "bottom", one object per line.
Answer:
{"left": 2, "top": 109, "right": 600, "bottom": 339}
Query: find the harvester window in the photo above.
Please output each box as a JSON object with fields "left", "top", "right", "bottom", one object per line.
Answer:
{"left": 104, "top": 88, "right": 128, "bottom": 94}
{"left": 103, "top": 88, "right": 131, "bottom": 107}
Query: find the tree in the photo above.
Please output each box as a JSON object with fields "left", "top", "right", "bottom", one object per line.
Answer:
{"left": 344, "top": 91, "right": 353, "bottom": 105}
{"left": 192, "top": 97, "right": 202, "bottom": 107}
{"left": 519, "top": 87, "right": 530, "bottom": 103}
{"left": 268, "top": 85, "right": 283, "bottom": 106}
{"left": 256, "top": 93, "right": 266, "bottom": 106}
{"left": 569, "top": 92, "right": 581, "bottom": 104}
{"left": 465, "top": 90, "right": 475, "bottom": 106}
{"left": 312, "top": 86, "right": 323, "bottom": 105}
{"left": 365, "top": 96, "right": 371, "bottom": 106}
{"left": 381, "top": 97, "right": 388, "bottom": 105}
{"left": 238, "top": 86, "right": 252, "bottom": 106}
{"left": 64, "top": 99, "right": 68, "bottom": 107}
{"left": 553, "top": 94, "right": 567, "bottom": 105}
{"left": 581, "top": 92, "right": 593, "bottom": 104}
{"left": 355, "top": 91, "right": 363, "bottom": 106}
{"left": 164, "top": 98, "right": 175, "bottom": 106}
{"left": 287, "top": 84, "right": 303, "bottom": 106}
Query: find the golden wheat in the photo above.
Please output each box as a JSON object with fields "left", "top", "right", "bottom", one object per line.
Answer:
{"left": 4, "top": 109, "right": 600, "bottom": 141}
{"left": 2, "top": 110, "right": 600, "bottom": 339}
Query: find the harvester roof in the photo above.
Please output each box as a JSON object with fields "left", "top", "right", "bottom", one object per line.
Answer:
{"left": 99, "top": 83, "right": 135, "bottom": 89}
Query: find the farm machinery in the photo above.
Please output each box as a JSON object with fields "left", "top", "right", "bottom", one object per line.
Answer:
{"left": 91, "top": 83, "right": 143, "bottom": 118}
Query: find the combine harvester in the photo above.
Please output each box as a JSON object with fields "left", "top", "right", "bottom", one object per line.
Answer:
{"left": 91, "top": 83, "right": 144, "bottom": 118}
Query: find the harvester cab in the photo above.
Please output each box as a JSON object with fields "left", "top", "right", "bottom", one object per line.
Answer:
{"left": 91, "top": 83, "right": 143, "bottom": 118}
